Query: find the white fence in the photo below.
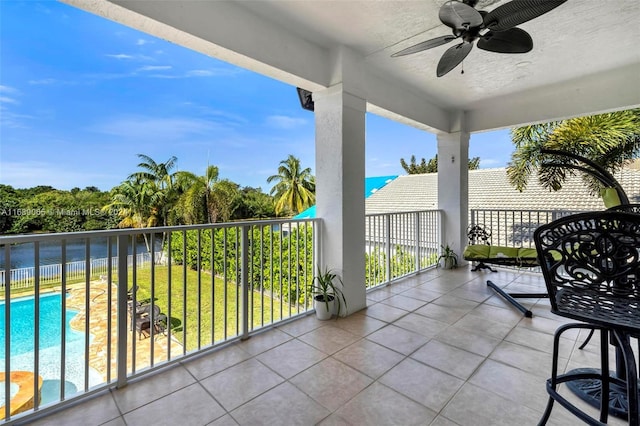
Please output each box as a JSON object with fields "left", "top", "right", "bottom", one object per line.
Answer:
{"left": 0, "top": 252, "right": 157, "bottom": 290}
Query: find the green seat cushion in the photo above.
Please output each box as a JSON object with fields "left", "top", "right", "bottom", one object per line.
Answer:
{"left": 489, "top": 246, "right": 519, "bottom": 259}
{"left": 600, "top": 187, "right": 622, "bottom": 208}
{"left": 517, "top": 247, "right": 538, "bottom": 259}
{"left": 463, "top": 245, "right": 490, "bottom": 259}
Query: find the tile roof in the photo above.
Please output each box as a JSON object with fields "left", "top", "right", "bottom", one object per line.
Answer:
{"left": 366, "top": 168, "right": 640, "bottom": 214}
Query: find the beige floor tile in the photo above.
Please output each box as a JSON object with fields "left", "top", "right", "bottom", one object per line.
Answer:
{"left": 230, "top": 382, "right": 330, "bottom": 426}
{"left": 366, "top": 324, "right": 429, "bottom": 355}
{"left": 290, "top": 357, "right": 373, "bottom": 411}
{"left": 333, "top": 339, "right": 405, "bottom": 379}
{"left": 237, "top": 328, "right": 292, "bottom": 356}
{"left": 398, "top": 285, "right": 443, "bottom": 302}
{"left": 489, "top": 341, "right": 567, "bottom": 378}
{"left": 452, "top": 312, "right": 516, "bottom": 340}
{"left": 200, "top": 359, "right": 284, "bottom": 411}
{"left": 411, "top": 340, "right": 484, "bottom": 380}
{"left": 207, "top": 414, "right": 240, "bottom": 426}
{"left": 182, "top": 344, "right": 252, "bottom": 381}
{"left": 430, "top": 294, "right": 479, "bottom": 311}
{"left": 379, "top": 358, "right": 464, "bottom": 412}
{"left": 316, "top": 413, "right": 353, "bottom": 426}
{"left": 111, "top": 364, "right": 196, "bottom": 413}
{"left": 331, "top": 312, "right": 387, "bottom": 337}
{"left": 256, "top": 339, "right": 326, "bottom": 378}
{"left": 413, "top": 302, "right": 470, "bottom": 324}
{"left": 442, "top": 383, "right": 542, "bottom": 426}
{"left": 380, "top": 294, "right": 428, "bottom": 311}
{"left": 505, "top": 326, "right": 575, "bottom": 359}
{"left": 393, "top": 312, "right": 449, "bottom": 338}
{"left": 434, "top": 326, "right": 501, "bottom": 357}
{"left": 469, "top": 359, "right": 549, "bottom": 413}
{"left": 298, "top": 324, "right": 360, "bottom": 354}
{"left": 429, "top": 415, "right": 462, "bottom": 426}
{"left": 447, "top": 280, "right": 494, "bottom": 303}
{"left": 27, "top": 393, "right": 121, "bottom": 426}
{"left": 276, "top": 314, "right": 325, "bottom": 337}
{"left": 335, "top": 382, "right": 437, "bottom": 426}
{"left": 361, "top": 302, "right": 409, "bottom": 323}
{"left": 123, "top": 383, "right": 224, "bottom": 425}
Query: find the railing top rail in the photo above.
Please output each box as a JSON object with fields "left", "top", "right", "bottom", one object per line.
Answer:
{"left": 0, "top": 217, "right": 321, "bottom": 245}
{"left": 366, "top": 209, "right": 441, "bottom": 218}
{"left": 470, "top": 208, "right": 589, "bottom": 214}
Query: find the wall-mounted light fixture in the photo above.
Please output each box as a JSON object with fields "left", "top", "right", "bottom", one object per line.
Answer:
{"left": 296, "top": 87, "right": 314, "bottom": 112}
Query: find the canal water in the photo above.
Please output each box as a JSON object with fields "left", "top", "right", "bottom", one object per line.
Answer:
{"left": 0, "top": 236, "right": 161, "bottom": 269}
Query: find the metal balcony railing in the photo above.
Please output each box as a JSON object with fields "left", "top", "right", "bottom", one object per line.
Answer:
{"left": 365, "top": 210, "right": 443, "bottom": 288}
{"left": 469, "top": 209, "right": 587, "bottom": 249}
{"left": 0, "top": 210, "right": 440, "bottom": 423}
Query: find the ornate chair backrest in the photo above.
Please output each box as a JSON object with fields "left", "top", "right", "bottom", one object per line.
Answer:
{"left": 608, "top": 204, "right": 640, "bottom": 214}
{"left": 533, "top": 211, "right": 640, "bottom": 329}
{"left": 467, "top": 224, "right": 492, "bottom": 245}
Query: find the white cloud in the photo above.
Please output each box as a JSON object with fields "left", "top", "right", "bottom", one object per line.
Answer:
{"left": 136, "top": 65, "right": 172, "bottom": 72}
{"left": 88, "top": 115, "right": 223, "bottom": 142}
{"left": 105, "top": 53, "right": 135, "bottom": 60}
{"left": 186, "top": 68, "right": 243, "bottom": 77}
{"left": 0, "top": 96, "right": 18, "bottom": 104}
{"left": 28, "top": 78, "right": 57, "bottom": 85}
{"left": 136, "top": 38, "right": 152, "bottom": 46}
{"left": 0, "top": 85, "right": 18, "bottom": 93}
{"left": 265, "top": 115, "right": 308, "bottom": 129}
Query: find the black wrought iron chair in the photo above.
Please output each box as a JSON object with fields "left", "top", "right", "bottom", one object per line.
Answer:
{"left": 534, "top": 211, "right": 640, "bottom": 425}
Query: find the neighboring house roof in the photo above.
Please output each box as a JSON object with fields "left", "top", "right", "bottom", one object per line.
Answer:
{"left": 294, "top": 175, "right": 397, "bottom": 219}
{"left": 366, "top": 168, "right": 640, "bottom": 214}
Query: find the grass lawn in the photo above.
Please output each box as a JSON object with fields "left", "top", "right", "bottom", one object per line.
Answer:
{"left": 131, "top": 264, "right": 309, "bottom": 351}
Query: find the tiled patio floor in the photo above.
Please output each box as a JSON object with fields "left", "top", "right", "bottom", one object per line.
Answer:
{"left": 22, "top": 267, "right": 629, "bottom": 425}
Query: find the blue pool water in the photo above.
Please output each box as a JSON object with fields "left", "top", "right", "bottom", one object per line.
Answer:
{"left": 0, "top": 294, "right": 83, "bottom": 359}
{"left": 0, "top": 294, "right": 102, "bottom": 403}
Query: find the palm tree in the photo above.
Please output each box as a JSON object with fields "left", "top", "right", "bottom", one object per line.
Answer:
{"left": 176, "top": 165, "right": 220, "bottom": 224}
{"left": 507, "top": 108, "right": 640, "bottom": 193}
{"left": 102, "top": 177, "right": 160, "bottom": 251}
{"left": 128, "top": 154, "right": 182, "bottom": 226}
{"left": 267, "top": 155, "right": 315, "bottom": 216}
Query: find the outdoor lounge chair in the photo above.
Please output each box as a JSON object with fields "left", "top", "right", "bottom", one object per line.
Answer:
{"left": 134, "top": 304, "right": 161, "bottom": 339}
{"left": 464, "top": 149, "right": 633, "bottom": 317}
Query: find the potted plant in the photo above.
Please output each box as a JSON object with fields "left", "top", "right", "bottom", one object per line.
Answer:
{"left": 437, "top": 244, "right": 458, "bottom": 269}
{"left": 309, "top": 266, "right": 347, "bottom": 320}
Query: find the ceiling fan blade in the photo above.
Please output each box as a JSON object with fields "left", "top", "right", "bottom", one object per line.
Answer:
{"left": 391, "top": 36, "right": 457, "bottom": 57}
{"left": 437, "top": 42, "right": 473, "bottom": 77}
{"left": 483, "top": 0, "right": 567, "bottom": 32}
{"left": 477, "top": 28, "right": 533, "bottom": 53}
{"left": 439, "top": 1, "right": 483, "bottom": 31}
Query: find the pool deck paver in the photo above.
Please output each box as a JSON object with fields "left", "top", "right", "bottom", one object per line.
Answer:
{"left": 65, "top": 282, "right": 183, "bottom": 380}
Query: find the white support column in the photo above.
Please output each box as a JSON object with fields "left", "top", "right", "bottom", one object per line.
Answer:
{"left": 314, "top": 83, "right": 367, "bottom": 315}
{"left": 437, "top": 129, "right": 470, "bottom": 261}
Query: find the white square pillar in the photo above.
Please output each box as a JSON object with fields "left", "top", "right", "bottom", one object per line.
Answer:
{"left": 314, "top": 84, "right": 367, "bottom": 315}
{"left": 437, "top": 130, "right": 470, "bottom": 258}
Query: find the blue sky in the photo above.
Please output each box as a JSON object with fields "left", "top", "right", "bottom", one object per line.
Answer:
{"left": 0, "top": 1, "right": 514, "bottom": 192}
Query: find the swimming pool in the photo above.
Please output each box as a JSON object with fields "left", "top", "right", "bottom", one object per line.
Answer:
{"left": 0, "top": 293, "right": 102, "bottom": 404}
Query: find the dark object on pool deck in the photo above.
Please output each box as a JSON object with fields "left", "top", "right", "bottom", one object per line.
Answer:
{"left": 534, "top": 210, "right": 640, "bottom": 424}
{"left": 134, "top": 304, "right": 162, "bottom": 339}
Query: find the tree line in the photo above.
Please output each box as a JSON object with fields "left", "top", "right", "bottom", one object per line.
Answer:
{"left": 0, "top": 154, "right": 316, "bottom": 235}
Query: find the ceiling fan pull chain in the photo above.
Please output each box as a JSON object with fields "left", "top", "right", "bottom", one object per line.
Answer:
{"left": 461, "top": 61, "right": 464, "bottom": 74}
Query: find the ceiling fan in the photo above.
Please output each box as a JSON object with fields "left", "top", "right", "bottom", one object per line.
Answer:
{"left": 392, "top": 0, "right": 567, "bottom": 77}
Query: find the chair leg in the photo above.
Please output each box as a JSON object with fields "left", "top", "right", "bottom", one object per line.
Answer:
{"left": 612, "top": 331, "right": 639, "bottom": 426}
{"left": 539, "top": 323, "right": 572, "bottom": 425}
{"left": 579, "top": 329, "right": 595, "bottom": 350}
{"left": 599, "top": 329, "right": 610, "bottom": 423}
